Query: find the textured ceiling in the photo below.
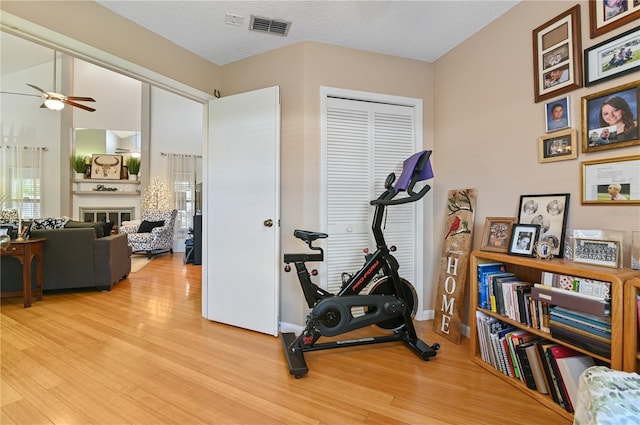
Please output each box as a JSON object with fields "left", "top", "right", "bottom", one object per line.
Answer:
{"left": 96, "top": 0, "right": 520, "bottom": 65}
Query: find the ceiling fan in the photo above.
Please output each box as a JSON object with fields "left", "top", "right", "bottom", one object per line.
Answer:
{"left": 1, "top": 51, "right": 96, "bottom": 112}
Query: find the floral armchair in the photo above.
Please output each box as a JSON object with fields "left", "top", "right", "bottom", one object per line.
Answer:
{"left": 119, "top": 209, "right": 177, "bottom": 259}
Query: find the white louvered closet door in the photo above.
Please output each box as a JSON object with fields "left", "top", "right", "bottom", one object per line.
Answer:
{"left": 324, "top": 96, "right": 418, "bottom": 295}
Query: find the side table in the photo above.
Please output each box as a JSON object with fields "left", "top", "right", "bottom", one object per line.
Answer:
{"left": 1, "top": 238, "right": 45, "bottom": 308}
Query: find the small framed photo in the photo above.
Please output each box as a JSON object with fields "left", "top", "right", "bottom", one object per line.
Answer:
{"left": 538, "top": 129, "right": 577, "bottom": 163}
{"left": 582, "top": 81, "right": 640, "bottom": 153}
{"left": 518, "top": 193, "right": 570, "bottom": 258}
{"left": 480, "top": 217, "right": 517, "bottom": 253}
{"left": 545, "top": 97, "right": 570, "bottom": 132}
{"left": 573, "top": 238, "right": 620, "bottom": 268}
{"left": 581, "top": 155, "right": 640, "bottom": 204}
{"left": 534, "top": 240, "right": 554, "bottom": 260}
{"left": 584, "top": 26, "right": 640, "bottom": 87}
{"left": 532, "top": 5, "right": 582, "bottom": 103}
{"left": 91, "top": 154, "right": 123, "bottom": 180}
{"left": 508, "top": 224, "right": 541, "bottom": 257}
{"left": 589, "top": 0, "right": 640, "bottom": 38}
{"left": 20, "top": 224, "right": 30, "bottom": 240}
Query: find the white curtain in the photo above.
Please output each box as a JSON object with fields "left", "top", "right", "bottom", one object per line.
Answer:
{"left": 0, "top": 145, "right": 44, "bottom": 219}
{"left": 166, "top": 153, "right": 198, "bottom": 239}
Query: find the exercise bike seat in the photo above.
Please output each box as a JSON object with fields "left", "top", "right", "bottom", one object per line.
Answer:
{"left": 293, "top": 229, "right": 328, "bottom": 243}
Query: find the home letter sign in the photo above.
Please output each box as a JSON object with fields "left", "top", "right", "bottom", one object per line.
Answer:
{"left": 433, "top": 189, "right": 476, "bottom": 344}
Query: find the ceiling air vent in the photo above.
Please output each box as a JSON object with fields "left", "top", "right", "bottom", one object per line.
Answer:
{"left": 250, "top": 15, "right": 291, "bottom": 36}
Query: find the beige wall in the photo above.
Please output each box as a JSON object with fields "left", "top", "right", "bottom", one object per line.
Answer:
{"left": 3, "top": 0, "right": 639, "bottom": 328}
{"left": 435, "top": 0, "right": 640, "bottom": 325}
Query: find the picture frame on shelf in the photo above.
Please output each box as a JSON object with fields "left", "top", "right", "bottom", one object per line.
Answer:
{"left": 545, "top": 96, "right": 570, "bottom": 132}
{"left": 573, "top": 238, "right": 620, "bottom": 268}
{"left": 532, "top": 5, "right": 582, "bottom": 103}
{"left": 518, "top": 193, "right": 570, "bottom": 258}
{"left": 480, "top": 217, "right": 517, "bottom": 253}
{"left": 581, "top": 155, "right": 640, "bottom": 204}
{"left": 564, "top": 228, "right": 624, "bottom": 269}
{"left": 584, "top": 26, "right": 640, "bottom": 86}
{"left": 508, "top": 223, "right": 541, "bottom": 257}
{"left": 91, "top": 154, "right": 123, "bottom": 180}
{"left": 534, "top": 240, "right": 554, "bottom": 260}
{"left": 588, "top": 0, "right": 640, "bottom": 38}
{"left": 538, "top": 129, "right": 577, "bottom": 163}
{"left": 582, "top": 81, "right": 640, "bottom": 152}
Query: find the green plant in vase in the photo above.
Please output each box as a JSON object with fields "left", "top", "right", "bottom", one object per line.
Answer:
{"left": 71, "top": 156, "right": 86, "bottom": 178}
{"left": 126, "top": 157, "right": 141, "bottom": 180}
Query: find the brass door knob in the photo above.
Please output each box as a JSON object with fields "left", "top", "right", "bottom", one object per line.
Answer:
{"left": 263, "top": 219, "right": 273, "bottom": 227}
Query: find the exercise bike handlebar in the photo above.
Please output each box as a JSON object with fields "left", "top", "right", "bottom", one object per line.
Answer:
{"left": 370, "top": 150, "right": 433, "bottom": 206}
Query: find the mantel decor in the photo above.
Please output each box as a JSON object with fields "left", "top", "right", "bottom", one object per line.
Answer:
{"left": 581, "top": 155, "right": 640, "bottom": 205}
{"left": 589, "top": 0, "right": 640, "bottom": 38}
{"left": 581, "top": 81, "right": 640, "bottom": 153}
{"left": 532, "top": 5, "right": 582, "bottom": 103}
{"left": 584, "top": 26, "right": 640, "bottom": 86}
{"left": 91, "top": 154, "right": 122, "bottom": 180}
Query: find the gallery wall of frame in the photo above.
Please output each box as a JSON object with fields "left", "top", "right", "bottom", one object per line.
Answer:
{"left": 483, "top": 2, "right": 640, "bottom": 270}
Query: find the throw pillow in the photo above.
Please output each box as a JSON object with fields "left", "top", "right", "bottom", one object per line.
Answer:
{"left": 30, "top": 217, "right": 70, "bottom": 230}
{"left": 138, "top": 220, "right": 165, "bottom": 233}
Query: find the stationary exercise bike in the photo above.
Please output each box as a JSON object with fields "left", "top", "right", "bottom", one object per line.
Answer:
{"left": 281, "top": 150, "right": 440, "bottom": 378}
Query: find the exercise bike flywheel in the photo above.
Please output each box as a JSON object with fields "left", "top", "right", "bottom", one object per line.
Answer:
{"left": 364, "top": 276, "right": 417, "bottom": 331}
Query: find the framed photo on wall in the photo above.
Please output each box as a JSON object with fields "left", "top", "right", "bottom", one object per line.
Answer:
{"left": 518, "top": 193, "right": 570, "bottom": 258}
{"left": 581, "top": 155, "right": 640, "bottom": 205}
{"left": 480, "top": 217, "right": 517, "bottom": 253}
{"left": 533, "top": 5, "right": 583, "bottom": 103}
{"left": 582, "top": 81, "right": 640, "bottom": 152}
{"left": 538, "top": 129, "right": 577, "bottom": 163}
{"left": 589, "top": 0, "right": 640, "bottom": 38}
{"left": 545, "top": 96, "right": 570, "bottom": 132}
{"left": 584, "top": 26, "right": 640, "bottom": 86}
{"left": 91, "top": 154, "right": 123, "bottom": 180}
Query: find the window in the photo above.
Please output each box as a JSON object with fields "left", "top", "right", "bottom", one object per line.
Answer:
{"left": 1, "top": 146, "right": 44, "bottom": 219}
{"left": 166, "top": 154, "right": 200, "bottom": 239}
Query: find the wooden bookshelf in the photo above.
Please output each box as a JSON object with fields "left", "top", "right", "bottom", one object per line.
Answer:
{"left": 623, "top": 277, "right": 640, "bottom": 372}
{"left": 469, "top": 251, "right": 640, "bottom": 420}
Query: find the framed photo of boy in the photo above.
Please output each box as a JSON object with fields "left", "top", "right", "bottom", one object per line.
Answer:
{"left": 533, "top": 5, "right": 582, "bottom": 103}
{"left": 582, "top": 81, "right": 640, "bottom": 153}
{"left": 518, "top": 193, "right": 570, "bottom": 258}
{"left": 545, "top": 96, "right": 570, "bottom": 132}
{"left": 508, "top": 224, "right": 541, "bottom": 257}
{"left": 538, "top": 129, "right": 577, "bottom": 163}
{"left": 589, "top": 0, "right": 640, "bottom": 38}
{"left": 581, "top": 155, "right": 640, "bottom": 205}
{"left": 584, "top": 26, "right": 640, "bottom": 86}
{"left": 480, "top": 217, "right": 517, "bottom": 253}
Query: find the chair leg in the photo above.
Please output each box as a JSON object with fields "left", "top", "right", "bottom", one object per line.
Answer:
{"left": 147, "top": 251, "right": 152, "bottom": 259}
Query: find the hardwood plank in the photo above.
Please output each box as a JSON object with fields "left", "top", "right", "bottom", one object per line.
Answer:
{"left": 1, "top": 254, "right": 570, "bottom": 425}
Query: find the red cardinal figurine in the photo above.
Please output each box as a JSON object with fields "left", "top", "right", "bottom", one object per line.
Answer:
{"left": 445, "top": 216, "right": 461, "bottom": 239}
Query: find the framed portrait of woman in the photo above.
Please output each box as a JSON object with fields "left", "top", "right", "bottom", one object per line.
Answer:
{"left": 581, "top": 81, "right": 640, "bottom": 153}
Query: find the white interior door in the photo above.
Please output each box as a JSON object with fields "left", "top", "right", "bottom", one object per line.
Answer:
{"left": 203, "top": 86, "right": 280, "bottom": 336}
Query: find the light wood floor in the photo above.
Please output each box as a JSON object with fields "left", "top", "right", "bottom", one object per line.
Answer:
{"left": 1, "top": 255, "right": 570, "bottom": 425}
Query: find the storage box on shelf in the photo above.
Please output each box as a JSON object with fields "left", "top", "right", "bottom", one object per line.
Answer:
{"left": 623, "top": 277, "right": 640, "bottom": 372}
{"left": 469, "top": 250, "right": 640, "bottom": 421}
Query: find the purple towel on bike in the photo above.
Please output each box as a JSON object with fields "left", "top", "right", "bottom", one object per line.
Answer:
{"left": 394, "top": 150, "right": 434, "bottom": 191}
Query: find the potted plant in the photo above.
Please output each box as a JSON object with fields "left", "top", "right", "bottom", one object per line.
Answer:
{"left": 71, "top": 155, "right": 86, "bottom": 179}
{"left": 126, "top": 157, "right": 141, "bottom": 180}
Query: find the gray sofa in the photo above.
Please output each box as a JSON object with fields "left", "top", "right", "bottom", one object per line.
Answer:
{"left": 1, "top": 223, "right": 131, "bottom": 293}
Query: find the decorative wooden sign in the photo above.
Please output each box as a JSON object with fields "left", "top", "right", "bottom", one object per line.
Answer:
{"left": 433, "top": 189, "right": 477, "bottom": 344}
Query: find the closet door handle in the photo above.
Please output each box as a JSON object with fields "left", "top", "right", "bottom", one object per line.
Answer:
{"left": 263, "top": 219, "right": 273, "bottom": 227}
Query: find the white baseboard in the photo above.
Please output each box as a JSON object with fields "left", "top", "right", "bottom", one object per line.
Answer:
{"left": 279, "top": 321, "right": 304, "bottom": 334}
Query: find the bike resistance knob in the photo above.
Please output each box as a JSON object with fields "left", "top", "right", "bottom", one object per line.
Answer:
{"left": 284, "top": 264, "right": 291, "bottom": 272}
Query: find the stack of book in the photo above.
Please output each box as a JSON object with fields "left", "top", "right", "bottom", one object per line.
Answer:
{"left": 549, "top": 306, "right": 611, "bottom": 358}
{"left": 475, "top": 311, "right": 595, "bottom": 413}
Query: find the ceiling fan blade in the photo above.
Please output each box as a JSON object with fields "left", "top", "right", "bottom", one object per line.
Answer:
{"left": 66, "top": 96, "right": 95, "bottom": 102}
{"left": 0, "top": 90, "right": 40, "bottom": 98}
{"left": 26, "top": 83, "right": 48, "bottom": 94}
{"left": 40, "top": 103, "right": 47, "bottom": 108}
{"left": 65, "top": 99, "right": 96, "bottom": 112}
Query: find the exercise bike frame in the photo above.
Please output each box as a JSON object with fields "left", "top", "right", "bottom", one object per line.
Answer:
{"left": 281, "top": 150, "right": 439, "bottom": 378}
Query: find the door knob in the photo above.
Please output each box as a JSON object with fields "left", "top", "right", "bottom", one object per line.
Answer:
{"left": 263, "top": 219, "right": 273, "bottom": 227}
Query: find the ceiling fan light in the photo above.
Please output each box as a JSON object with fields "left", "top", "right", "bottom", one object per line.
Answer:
{"left": 131, "top": 152, "right": 141, "bottom": 158}
{"left": 44, "top": 98, "right": 65, "bottom": 110}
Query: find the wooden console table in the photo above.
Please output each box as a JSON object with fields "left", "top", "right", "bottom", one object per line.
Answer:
{"left": 1, "top": 238, "right": 45, "bottom": 308}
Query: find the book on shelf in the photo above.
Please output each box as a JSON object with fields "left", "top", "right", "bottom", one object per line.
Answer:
{"left": 478, "top": 262, "right": 506, "bottom": 310}
{"left": 524, "top": 341, "right": 549, "bottom": 395}
{"left": 505, "top": 329, "right": 535, "bottom": 381}
{"left": 531, "top": 284, "right": 610, "bottom": 317}
{"left": 491, "top": 273, "right": 519, "bottom": 316}
{"left": 554, "top": 354, "right": 595, "bottom": 410}
{"left": 487, "top": 272, "right": 515, "bottom": 313}
{"left": 536, "top": 341, "right": 568, "bottom": 409}
{"left": 514, "top": 341, "right": 538, "bottom": 390}
{"left": 549, "top": 323, "right": 611, "bottom": 358}
{"left": 540, "top": 272, "right": 610, "bottom": 299}
{"left": 637, "top": 295, "right": 640, "bottom": 331}
{"left": 549, "top": 311, "right": 611, "bottom": 341}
